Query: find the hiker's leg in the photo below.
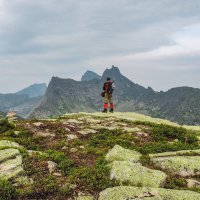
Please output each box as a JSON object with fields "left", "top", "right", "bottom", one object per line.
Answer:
{"left": 103, "top": 94, "right": 108, "bottom": 112}
{"left": 109, "top": 95, "right": 114, "bottom": 112}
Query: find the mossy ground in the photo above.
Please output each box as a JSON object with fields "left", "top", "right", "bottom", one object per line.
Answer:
{"left": 1, "top": 113, "right": 200, "bottom": 199}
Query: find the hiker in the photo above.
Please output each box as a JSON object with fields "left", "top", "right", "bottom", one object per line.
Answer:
{"left": 102, "top": 77, "right": 114, "bottom": 113}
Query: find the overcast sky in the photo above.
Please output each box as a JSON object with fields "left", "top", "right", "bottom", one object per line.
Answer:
{"left": 0, "top": 0, "right": 200, "bottom": 93}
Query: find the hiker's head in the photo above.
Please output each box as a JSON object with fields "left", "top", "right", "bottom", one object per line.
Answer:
{"left": 107, "top": 77, "right": 111, "bottom": 81}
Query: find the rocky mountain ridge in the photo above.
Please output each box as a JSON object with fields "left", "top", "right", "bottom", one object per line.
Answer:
{"left": 30, "top": 66, "right": 200, "bottom": 125}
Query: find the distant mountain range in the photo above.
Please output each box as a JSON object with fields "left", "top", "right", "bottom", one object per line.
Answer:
{"left": 29, "top": 66, "right": 200, "bottom": 125}
{"left": 0, "top": 83, "right": 47, "bottom": 118}
{"left": 17, "top": 83, "right": 47, "bottom": 98}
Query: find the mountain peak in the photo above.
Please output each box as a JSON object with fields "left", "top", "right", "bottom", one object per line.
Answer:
{"left": 102, "top": 65, "right": 122, "bottom": 80}
{"left": 81, "top": 70, "right": 101, "bottom": 81}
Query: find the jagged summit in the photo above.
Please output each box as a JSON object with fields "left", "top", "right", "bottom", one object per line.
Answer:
{"left": 102, "top": 65, "right": 121, "bottom": 80}
{"left": 81, "top": 70, "right": 101, "bottom": 81}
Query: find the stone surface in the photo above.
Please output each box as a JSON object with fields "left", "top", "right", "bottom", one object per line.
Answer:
{"left": 106, "top": 145, "right": 141, "bottom": 163}
{"left": 149, "top": 149, "right": 200, "bottom": 158}
{"left": 0, "top": 148, "right": 20, "bottom": 163}
{"left": 78, "top": 129, "right": 97, "bottom": 135}
{"left": 123, "top": 127, "right": 141, "bottom": 133}
{"left": 67, "top": 134, "right": 78, "bottom": 140}
{"left": 76, "top": 196, "right": 94, "bottom": 200}
{"left": 98, "top": 186, "right": 200, "bottom": 200}
{"left": 67, "top": 119, "right": 83, "bottom": 124}
{"left": 70, "top": 148, "right": 78, "bottom": 153}
{"left": 152, "top": 156, "right": 200, "bottom": 177}
{"left": 186, "top": 179, "right": 200, "bottom": 188}
{"left": 33, "top": 122, "right": 44, "bottom": 127}
{"left": 110, "top": 161, "right": 167, "bottom": 188}
{"left": 47, "top": 161, "right": 57, "bottom": 174}
{"left": 0, "top": 140, "right": 21, "bottom": 149}
{"left": 0, "top": 155, "right": 23, "bottom": 180}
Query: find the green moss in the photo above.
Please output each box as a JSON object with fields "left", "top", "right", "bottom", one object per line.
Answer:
{"left": 136, "top": 141, "right": 199, "bottom": 154}
{"left": 152, "top": 124, "right": 198, "bottom": 143}
{"left": 0, "top": 118, "right": 15, "bottom": 134}
{"left": 87, "top": 129, "right": 136, "bottom": 156}
{"left": 0, "top": 179, "right": 18, "bottom": 200}
{"left": 45, "top": 150, "right": 74, "bottom": 175}
{"left": 68, "top": 158, "right": 114, "bottom": 192}
{"left": 165, "top": 176, "right": 187, "bottom": 189}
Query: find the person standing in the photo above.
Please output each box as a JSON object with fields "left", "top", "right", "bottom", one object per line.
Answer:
{"left": 102, "top": 77, "right": 114, "bottom": 113}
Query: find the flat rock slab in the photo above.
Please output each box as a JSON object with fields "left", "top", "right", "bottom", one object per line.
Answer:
{"left": 98, "top": 186, "right": 200, "bottom": 200}
{"left": 0, "top": 140, "right": 20, "bottom": 149}
{"left": 152, "top": 156, "right": 200, "bottom": 177}
{"left": 0, "top": 155, "right": 23, "bottom": 180}
{"left": 110, "top": 161, "right": 167, "bottom": 188}
{"left": 78, "top": 129, "right": 97, "bottom": 135}
{"left": 76, "top": 196, "right": 94, "bottom": 200}
{"left": 149, "top": 149, "right": 200, "bottom": 158}
{"left": 67, "top": 134, "right": 78, "bottom": 140}
{"left": 0, "top": 148, "right": 20, "bottom": 163}
{"left": 106, "top": 145, "right": 141, "bottom": 163}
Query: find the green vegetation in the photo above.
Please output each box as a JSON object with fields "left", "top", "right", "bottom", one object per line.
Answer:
{"left": 87, "top": 128, "right": 135, "bottom": 156}
{"left": 0, "top": 118, "right": 14, "bottom": 134}
{"left": 0, "top": 179, "right": 18, "bottom": 200}
{"left": 165, "top": 176, "right": 187, "bottom": 189}
{"left": 137, "top": 141, "right": 199, "bottom": 154}
{"left": 68, "top": 158, "right": 114, "bottom": 192}
{"left": 45, "top": 150, "right": 74, "bottom": 175}
{"left": 1, "top": 113, "right": 200, "bottom": 199}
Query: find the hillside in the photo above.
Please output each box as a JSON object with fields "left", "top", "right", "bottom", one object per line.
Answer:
{"left": 1, "top": 113, "right": 200, "bottom": 199}
{"left": 0, "top": 83, "right": 46, "bottom": 118}
{"left": 17, "top": 83, "right": 47, "bottom": 98}
{"left": 30, "top": 66, "right": 200, "bottom": 125}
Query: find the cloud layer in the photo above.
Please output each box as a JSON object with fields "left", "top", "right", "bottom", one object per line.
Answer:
{"left": 0, "top": 0, "right": 200, "bottom": 92}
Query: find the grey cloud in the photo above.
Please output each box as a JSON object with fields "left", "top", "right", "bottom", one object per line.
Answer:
{"left": 0, "top": 0, "right": 200, "bottom": 92}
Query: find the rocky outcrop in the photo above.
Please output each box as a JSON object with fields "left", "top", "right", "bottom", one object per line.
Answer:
{"left": 0, "top": 148, "right": 23, "bottom": 180}
{"left": 110, "top": 161, "right": 167, "bottom": 188}
{"left": 150, "top": 149, "right": 200, "bottom": 177}
{"left": 0, "top": 140, "right": 21, "bottom": 149}
{"left": 106, "top": 145, "right": 167, "bottom": 188}
{"left": 98, "top": 186, "right": 200, "bottom": 200}
{"left": 105, "top": 145, "right": 142, "bottom": 163}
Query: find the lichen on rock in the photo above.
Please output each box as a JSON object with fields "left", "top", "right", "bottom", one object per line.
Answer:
{"left": 0, "top": 140, "right": 21, "bottom": 149}
{"left": 152, "top": 156, "right": 200, "bottom": 177}
{"left": 110, "top": 161, "right": 167, "bottom": 188}
{"left": 98, "top": 186, "right": 200, "bottom": 200}
{"left": 105, "top": 145, "right": 141, "bottom": 163}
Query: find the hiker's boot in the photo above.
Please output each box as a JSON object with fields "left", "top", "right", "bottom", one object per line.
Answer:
{"left": 103, "top": 103, "right": 108, "bottom": 113}
{"left": 110, "top": 103, "right": 114, "bottom": 113}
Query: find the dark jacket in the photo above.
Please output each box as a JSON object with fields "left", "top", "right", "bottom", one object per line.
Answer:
{"left": 103, "top": 81, "right": 113, "bottom": 94}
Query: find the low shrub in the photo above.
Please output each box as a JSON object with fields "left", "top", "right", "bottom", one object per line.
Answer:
{"left": 165, "top": 176, "right": 187, "bottom": 189}
{"left": 136, "top": 141, "right": 199, "bottom": 154}
{"left": 0, "top": 179, "right": 18, "bottom": 200}
{"left": 45, "top": 150, "right": 74, "bottom": 175}
{"left": 0, "top": 118, "right": 14, "bottom": 134}
{"left": 87, "top": 128, "right": 135, "bottom": 156}
{"left": 68, "top": 158, "right": 114, "bottom": 192}
{"left": 152, "top": 124, "right": 198, "bottom": 143}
